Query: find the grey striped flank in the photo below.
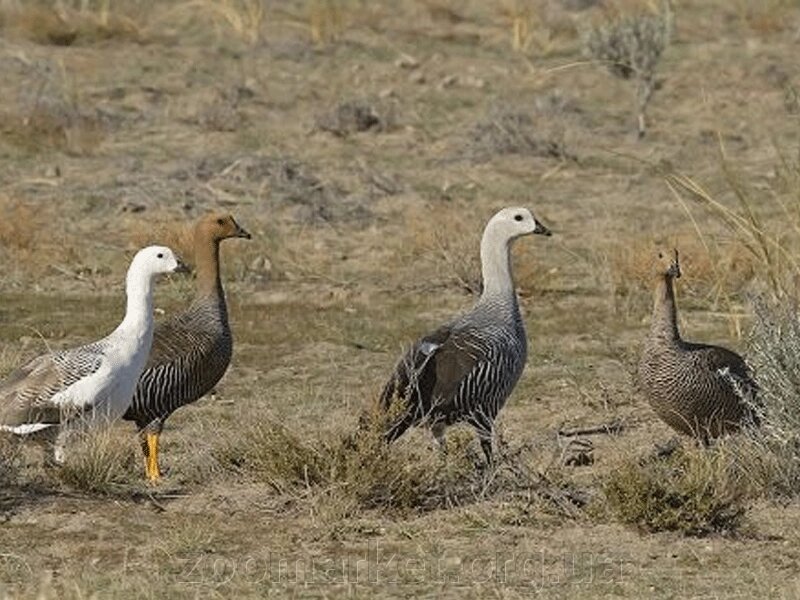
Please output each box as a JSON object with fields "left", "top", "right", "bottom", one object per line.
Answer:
{"left": 637, "top": 249, "right": 759, "bottom": 442}
{"left": 123, "top": 212, "right": 250, "bottom": 481}
{"left": 379, "top": 207, "right": 551, "bottom": 465}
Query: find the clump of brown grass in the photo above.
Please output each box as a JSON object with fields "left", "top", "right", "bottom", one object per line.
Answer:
{"left": 597, "top": 441, "right": 752, "bottom": 536}
{"left": 581, "top": 0, "right": 672, "bottom": 137}
{"left": 499, "top": 0, "right": 578, "bottom": 56}
{"left": 308, "top": 0, "right": 345, "bottom": 46}
{"left": 604, "top": 234, "right": 757, "bottom": 316}
{"left": 56, "top": 428, "right": 138, "bottom": 495}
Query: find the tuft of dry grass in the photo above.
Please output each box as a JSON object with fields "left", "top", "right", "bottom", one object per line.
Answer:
{"left": 664, "top": 142, "right": 800, "bottom": 301}
{"left": 0, "top": 2, "right": 145, "bottom": 46}
{"left": 597, "top": 441, "right": 753, "bottom": 536}
{"left": 180, "top": 0, "right": 265, "bottom": 45}
{"left": 56, "top": 427, "right": 138, "bottom": 495}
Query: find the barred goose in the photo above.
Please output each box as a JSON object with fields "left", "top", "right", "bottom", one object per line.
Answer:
{"left": 0, "top": 246, "right": 185, "bottom": 463}
{"left": 637, "top": 249, "right": 758, "bottom": 442}
{"left": 123, "top": 212, "right": 250, "bottom": 482}
{"left": 379, "top": 207, "right": 551, "bottom": 464}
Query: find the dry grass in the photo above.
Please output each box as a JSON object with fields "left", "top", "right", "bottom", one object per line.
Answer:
{"left": 55, "top": 427, "right": 139, "bottom": 495}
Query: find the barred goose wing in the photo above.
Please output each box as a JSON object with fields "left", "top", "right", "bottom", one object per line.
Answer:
{"left": 381, "top": 324, "right": 487, "bottom": 425}
{"left": 0, "top": 346, "right": 104, "bottom": 431}
{"left": 690, "top": 343, "right": 758, "bottom": 398}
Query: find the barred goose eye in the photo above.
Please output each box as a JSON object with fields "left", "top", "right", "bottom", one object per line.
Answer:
{"left": 157, "top": 253, "right": 164, "bottom": 259}
{"left": 514, "top": 214, "right": 523, "bottom": 222}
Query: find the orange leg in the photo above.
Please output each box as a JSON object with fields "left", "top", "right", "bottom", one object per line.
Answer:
{"left": 145, "top": 432, "right": 161, "bottom": 483}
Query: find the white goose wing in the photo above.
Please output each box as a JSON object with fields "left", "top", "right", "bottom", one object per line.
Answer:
{"left": 0, "top": 342, "right": 106, "bottom": 432}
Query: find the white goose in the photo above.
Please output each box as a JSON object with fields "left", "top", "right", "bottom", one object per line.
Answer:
{"left": 0, "top": 245, "right": 185, "bottom": 463}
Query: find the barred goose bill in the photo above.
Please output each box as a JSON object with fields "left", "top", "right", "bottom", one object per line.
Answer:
{"left": 123, "top": 212, "right": 250, "bottom": 483}
{"left": 380, "top": 207, "right": 551, "bottom": 465}
{"left": 637, "top": 249, "right": 759, "bottom": 442}
{"left": 0, "top": 246, "right": 185, "bottom": 463}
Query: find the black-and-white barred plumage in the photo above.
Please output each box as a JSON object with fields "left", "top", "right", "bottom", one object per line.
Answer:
{"left": 381, "top": 297, "right": 527, "bottom": 459}
{"left": 123, "top": 296, "right": 232, "bottom": 433}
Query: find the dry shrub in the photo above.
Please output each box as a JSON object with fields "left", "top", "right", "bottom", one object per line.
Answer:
{"left": 581, "top": 0, "right": 672, "bottom": 136}
{"left": 308, "top": 0, "right": 345, "bottom": 46}
{"left": 597, "top": 442, "right": 752, "bottom": 536}
{"left": 742, "top": 298, "right": 800, "bottom": 497}
{"left": 466, "top": 104, "right": 572, "bottom": 163}
{"left": 56, "top": 427, "right": 138, "bottom": 495}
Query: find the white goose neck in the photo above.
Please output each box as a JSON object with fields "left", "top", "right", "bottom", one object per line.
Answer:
{"left": 116, "top": 265, "right": 156, "bottom": 340}
{"left": 479, "top": 225, "right": 515, "bottom": 302}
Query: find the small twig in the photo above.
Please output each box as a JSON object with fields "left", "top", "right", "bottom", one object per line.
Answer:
{"left": 557, "top": 419, "right": 624, "bottom": 437}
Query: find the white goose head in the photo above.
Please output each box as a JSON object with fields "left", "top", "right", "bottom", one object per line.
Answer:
{"left": 479, "top": 207, "right": 550, "bottom": 300}
{"left": 127, "top": 245, "right": 187, "bottom": 283}
{"left": 483, "top": 207, "right": 551, "bottom": 244}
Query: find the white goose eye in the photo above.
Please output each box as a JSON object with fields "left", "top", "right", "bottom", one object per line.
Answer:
{"left": 514, "top": 214, "right": 523, "bottom": 222}
{"left": 157, "top": 253, "right": 164, "bottom": 259}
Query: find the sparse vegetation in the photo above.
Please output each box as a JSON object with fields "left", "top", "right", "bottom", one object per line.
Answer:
{"left": 1, "top": 0, "right": 800, "bottom": 597}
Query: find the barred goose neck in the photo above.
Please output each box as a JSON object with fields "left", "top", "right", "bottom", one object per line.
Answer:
{"left": 479, "top": 224, "right": 516, "bottom": 304}
{"left": 194, "top": 235, "right": 224, "bottom": 299}
{"left": 651, "top": 275, "right": 680, "bottom": 342}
